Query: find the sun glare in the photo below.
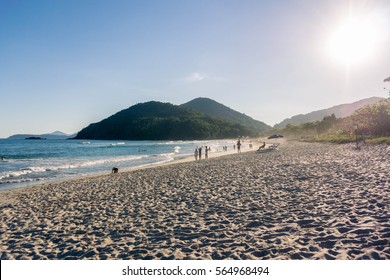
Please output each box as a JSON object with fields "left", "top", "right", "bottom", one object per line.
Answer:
{"left": 327, "top": 15, "right": 381, "bottom": 65}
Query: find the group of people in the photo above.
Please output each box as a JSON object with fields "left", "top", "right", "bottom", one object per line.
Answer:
{"left": 223, "top": 139, "right": 243, "bottom": 153}
{"left": 232, "top": 139, "right": 243, "bottom": 152}
{"left": 193, "top": 139, "right": 268, "bottom": 161}
{"left": 194, "top": 146, "right": 211, "bottom": 160}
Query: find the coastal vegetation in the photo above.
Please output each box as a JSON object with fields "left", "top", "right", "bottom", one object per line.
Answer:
{"left": 265, "top": 97, "right": 390, "bottom": 144}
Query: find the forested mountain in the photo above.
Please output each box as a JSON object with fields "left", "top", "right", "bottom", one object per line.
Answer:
{"left": 274, "top": 97, "right": 384, "bottom": 129}
{"left": 74, "top": 101, "right": 255, "bottom": 140}
{"left": 181, "top": 97, "right": 270, "bottom": 132}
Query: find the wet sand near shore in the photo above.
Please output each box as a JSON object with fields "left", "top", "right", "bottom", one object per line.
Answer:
{"left": 0, "top": 141, "right": 389, "bottom": 260}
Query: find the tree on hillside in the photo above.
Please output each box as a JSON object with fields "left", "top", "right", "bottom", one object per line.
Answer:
{"left": 352, "top": 99, "right": 390, "bottom": 136}
{"left": 317, "top": 114, "right": 337, "bottom": 133}
{"left": 350, "top": 77, "right": 390, "bottom": 136}
{"left": 385, "top": 76, "right": 390, "bottom": 94}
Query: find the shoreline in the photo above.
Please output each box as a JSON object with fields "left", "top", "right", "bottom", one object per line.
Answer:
{"left": 1, "top": 140, "right": 388, "bottom": 260}
{"left": 0, "top": 138, "right": 265, "bottom": 193}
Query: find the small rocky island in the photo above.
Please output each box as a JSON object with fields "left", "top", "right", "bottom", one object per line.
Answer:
{"left": 25, "top": 137, "right": 47, "bottom": 140}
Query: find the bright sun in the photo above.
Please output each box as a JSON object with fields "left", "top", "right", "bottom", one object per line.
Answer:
{"left": 327, "top": 16, "right": 381, "bottom": 65}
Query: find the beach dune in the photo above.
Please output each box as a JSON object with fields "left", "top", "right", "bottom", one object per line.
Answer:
{"left": 0, "top": 141, "right": 389, "bottom": 260}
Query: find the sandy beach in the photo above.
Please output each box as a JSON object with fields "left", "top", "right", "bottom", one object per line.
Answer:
{"left": 0, "top": 141, "right": 389, "bottom": 260}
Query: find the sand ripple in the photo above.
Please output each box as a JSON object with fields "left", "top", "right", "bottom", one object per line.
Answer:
{"left": 0, "top": 142, "right": 389, "bottom": 259}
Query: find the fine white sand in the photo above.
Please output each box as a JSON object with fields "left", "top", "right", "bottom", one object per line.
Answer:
{"left": 0, "top": 141, "right": 389, "bottom": 260}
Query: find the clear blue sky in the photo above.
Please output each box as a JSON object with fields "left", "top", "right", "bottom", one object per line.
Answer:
{"left": 1, "top": 0, "right": 389, "bottom": 138}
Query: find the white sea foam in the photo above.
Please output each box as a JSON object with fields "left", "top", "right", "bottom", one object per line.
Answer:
{"left": 57, "top": 155, "right": 147, "bottom": 169}
{"left": 0, "top": 155, "right": 149, "bottom": 182}
{"left": 110, "top": 142, "right": 126, "bottom": 146}
{"left": 0, "top": 170, "right": 31, "bottom": 180}
{"left": 159, "top": 153, "right": 175, "bottom": 157}
{"left": 159, "top": 140, "right": 184, "bottom": 145}
{"left": 130, "top": 154, "right": 174, "bottom": 170}
{"left": 0, "top": 177, "right": 44, "bottom": 185}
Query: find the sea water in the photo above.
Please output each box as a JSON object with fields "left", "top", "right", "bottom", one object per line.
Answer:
{"left": 0, "top": 139, "right": 237, "bottom": 190}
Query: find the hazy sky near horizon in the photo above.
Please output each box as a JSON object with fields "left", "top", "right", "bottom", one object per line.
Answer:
{"left": 1, "top": 0, "right": 390, "bottom": 138}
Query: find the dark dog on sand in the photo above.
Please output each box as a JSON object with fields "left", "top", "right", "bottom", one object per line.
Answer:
{"left": 112, "top": 167, "right": 119, "bottom": 173}
{"left": 258, "top": 142, "right": 266, "bottom": 151}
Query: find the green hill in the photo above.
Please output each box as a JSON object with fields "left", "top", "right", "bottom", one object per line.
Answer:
{"left": 74, "top": 101, "right": 255, "bottom": 140}
{"left": 181, "top": 97, "right": 270, "bottom": 132}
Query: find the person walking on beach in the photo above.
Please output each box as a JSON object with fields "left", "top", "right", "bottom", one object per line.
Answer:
{"left": 199, "top": 147, "right": 202, "bottom": 159}
{"left": 194, "top": 147, "right": 199, "bottom": 161}
{"left": 205, "top": 146, "right": 208, "bottom": 159}
{"left": 237, "top": 139, "right": 241, "bottom": 153}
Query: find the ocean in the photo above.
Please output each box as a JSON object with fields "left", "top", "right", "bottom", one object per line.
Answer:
{"left": 0, "top": 138, "right": 237, "bottom": 190}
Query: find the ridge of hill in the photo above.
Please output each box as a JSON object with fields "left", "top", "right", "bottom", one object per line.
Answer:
{"left": 274, "top": 97, "right": 384, "bottom": 129}
{"left": 181, "top": 97, "right": 270, "bottom": 133}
